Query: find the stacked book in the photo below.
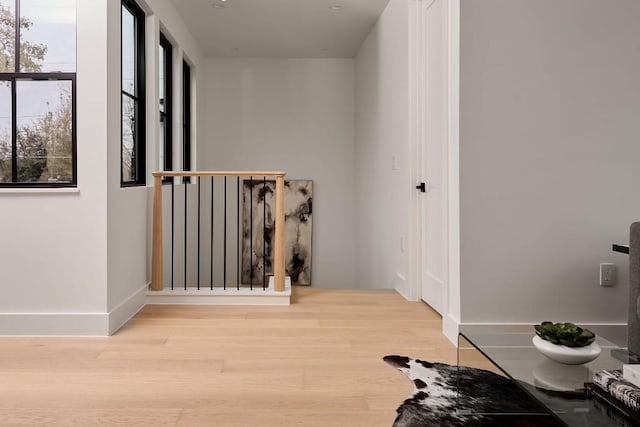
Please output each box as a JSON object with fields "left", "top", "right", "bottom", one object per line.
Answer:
{"left": 587, "top": 369, "right": 640, "bottom": 423}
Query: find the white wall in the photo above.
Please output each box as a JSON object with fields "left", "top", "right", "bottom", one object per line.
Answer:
{"left": 459, "top": 0, "right": 640, "bottom": 324}
{"left": 106, "top": 0, "right": 205, "bottom": 332}
{"left": 205, "top": 58, "right": 356, "bottom": 288}
{"left": 105, "top": 0, "right": 147, "bottom": 334}
{"left": 0, "top": 0, "right": 205, "bottom": 335}
{"left": 354, "top": 0, "right": 411, "bottom": 291}
{"left": 0, "top": 0, "right": 110, "bottom": 335}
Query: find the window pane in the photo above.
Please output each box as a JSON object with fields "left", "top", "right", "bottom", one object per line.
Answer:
{"left": 122, "top": 94, "right": 136, "bottom": 182}
{"left": 182, "top": 61, "right": 191, "bottom": 172}
{"left": 0, "top": 0, "right": 16, "bottom": 72}
{"left": 19, "top": 0, "right": 76, "bottom": 72}
{"left": 16, "top": 80, "right": 72, "bottom": 183}
{"left": 0, "top": 82, "right": 12, "bottom": 182}
{"left": 159, "top": 41, "right": 166, "bottom": 172}
{"left": 122, "top": 5, "right": 135, "bottom": 95}
{"left": 159, "top": 35, "right": 171, "bottom": 174}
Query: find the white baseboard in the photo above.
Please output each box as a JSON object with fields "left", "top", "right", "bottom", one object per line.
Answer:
{"left": 0, "top": 284, "right": 148, "bottom": 336}
{"left": 0, "top": 279, "right": 291, "bottom": 335}
{"left": 0, "top": 313, "right": 109, "bottom": 336}
{"left": 147, "top": 280, "right": 292, "bottom": 306}
{"left": 443, "top": 313, "right": 460, "bottom": 346}
{"left": 394, "top": 273, "right": 418, "bottom": 301}
{"left": 147, "top": 293, "right": 291, "bottom": 306}
{"left": 108, "top": 284, "right": 148, "bottom": 335}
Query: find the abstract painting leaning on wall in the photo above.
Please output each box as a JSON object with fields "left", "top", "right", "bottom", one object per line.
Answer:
{"left": 241, "top": 179, "right": 313, "bottom": 285}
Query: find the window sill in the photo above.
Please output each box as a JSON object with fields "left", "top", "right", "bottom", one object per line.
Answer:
{"left": 0, "top": 187, "right": 80, "bottom": 194}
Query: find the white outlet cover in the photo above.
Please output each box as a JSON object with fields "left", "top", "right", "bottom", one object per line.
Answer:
{"left": 599, "top": 263, "right": 617, "bottom": 287}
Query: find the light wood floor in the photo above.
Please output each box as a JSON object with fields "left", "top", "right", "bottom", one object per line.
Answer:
{"left": 0, "top": 287, "right": 456, "bottom": 426}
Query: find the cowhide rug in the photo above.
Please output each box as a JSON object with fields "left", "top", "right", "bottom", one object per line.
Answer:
{"left": 384, "top": 355, "right": 563, "bottom": 427}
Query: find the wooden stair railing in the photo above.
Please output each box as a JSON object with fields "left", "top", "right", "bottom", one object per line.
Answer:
{"left": 151, "top": 171, "right": 287, "bottom": 292}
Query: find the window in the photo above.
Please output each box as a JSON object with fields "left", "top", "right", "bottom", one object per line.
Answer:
{"left": 159, "top": 32, "right": 172, "bottom": 180}
{"left": 0, "top": 0, "right": 76, "bottom": 187}
{"left": 121, "top": 0, "right": 145, "bottom": 186}
{"left": 182, "top": 60, "right": 191, "bottom": 180}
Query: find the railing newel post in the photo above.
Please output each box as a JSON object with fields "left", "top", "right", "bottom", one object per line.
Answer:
{"left": 151, "top": 173, "right": 163, "bottom": 291}
{"left": 274, "top": 174, "right": 286, "bottom": 292}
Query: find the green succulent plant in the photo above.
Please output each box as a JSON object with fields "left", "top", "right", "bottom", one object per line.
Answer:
{"left": 534, "top": 321, "right": 596, "bottom": 347}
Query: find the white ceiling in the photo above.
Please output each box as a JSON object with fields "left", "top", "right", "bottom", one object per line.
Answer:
{"left": 170, "top": 0, "right": 391, "bottom": 58}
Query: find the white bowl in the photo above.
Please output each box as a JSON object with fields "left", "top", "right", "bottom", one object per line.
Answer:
{"left": 532, "top": 335, "right": 601, "bottom": 365}
{"left": 532, "top": 359, "right": 589, "bottom": 391}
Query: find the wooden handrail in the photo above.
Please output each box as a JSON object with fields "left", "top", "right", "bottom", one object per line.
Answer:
{"left": 152, "top": 171, "right": 286, "bottom": 178}
{"left": 151, "top": 171, "right": 287, "bottom": 292}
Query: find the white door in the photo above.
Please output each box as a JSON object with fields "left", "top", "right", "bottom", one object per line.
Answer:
{"left": 419, "top": 0, "right": 448, "bottom": 315}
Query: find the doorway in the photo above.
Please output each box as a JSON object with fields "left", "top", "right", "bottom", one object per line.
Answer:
{"left": 416, "top": 0, "right": 449, "bottom": 315}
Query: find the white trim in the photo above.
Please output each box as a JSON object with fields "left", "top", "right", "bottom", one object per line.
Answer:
{"left": 108, "top": 284, "right": 148, "bottom": 335}
{"left": 147, "top": 277, "right": 292, "bottom": 306}
{"left": 147, "top": 294, "right": 291, "bottom": 306}
{"left": 443, "top": 312, "right": 460, "bottom": 345}
{"left": 172, "top": 44, "right": 182, "bottom": 176}
{"left": 131, "top": 0, "right": 153, "bottom": 16}
{"left": 188, "top": 58, "right": 197, "bottom": 171}
{"left": 394, "top": 273, "right": 414, "bottom": 301}
{"left": 407, "top": 0, "right": 423, "bottom": 303}
{"left": 446, "top": 0, "right": 461, "bottom": 333}
{"left": 408, "top": 0, "right": 461, "bottom": 335}
{"left": 0, "top": 279, "right": 291, "bottom": 335}
{"left": 0, "top": 313, "right": 108, "bottom": 336}
{"left": 146, "top": 14, "right": 160, "bottom": 186}
{"left": 147, "top": 288, "right": 291, "bottom": 306}
{"left": 0, "top": 188, "right": 80, "bottom": 194}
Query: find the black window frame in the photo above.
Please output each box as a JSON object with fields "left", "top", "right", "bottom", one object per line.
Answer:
{"left": 182, "top": 60, "right": 191, "bottom": 184}
{"left": 0, "top": 0, "right": 77, "bottom": 188}
{"left": 159, "top": 32, "right": 172, "bottom": 183}
{"left": 121, "top": 0, "right": 146, "bottom": 187}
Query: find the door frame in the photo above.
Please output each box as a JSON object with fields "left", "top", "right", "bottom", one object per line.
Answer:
{"left": 408, "top": 0, "right": 461, "bottom": 344}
